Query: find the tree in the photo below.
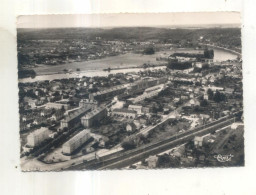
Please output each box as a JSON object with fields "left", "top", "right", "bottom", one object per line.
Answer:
{"left": 121, "top": 139, "right": 136, "bottom": 150}
{"left": 213, "top": 90, "right": 226, "bottom": 103}
{"left": 61, "top": 105, "right": 65, "bottom": 112}
{"left": 194, "top": 105, "right": 200, "bottom": 112}
{"left": 207, "top": 88, "right": 214, "bottom": 100}
{"left": 167, "top": 61, "right": 192, "bottom": 70}
{"left": 143, "top": 47, "right": 155, "bottom": 55}
{"left": 18, "top": 69, "right": 36, "bottom": 79}
{"left": 204, "top": 49, "right": 214, "bottom": 59}
{"left": 200, "top": 99, "right": 208, "bottom": 107}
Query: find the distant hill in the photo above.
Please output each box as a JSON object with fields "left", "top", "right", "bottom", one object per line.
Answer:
{"left": 17, "top": 27, "right": 241, "bottom": 47}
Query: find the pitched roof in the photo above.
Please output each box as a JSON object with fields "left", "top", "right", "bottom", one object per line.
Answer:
{"left": 194, "top": 136, "right": 204, "bottom": 142}
{"left": 113, "top": 108, "right": 136, "bottom": 114}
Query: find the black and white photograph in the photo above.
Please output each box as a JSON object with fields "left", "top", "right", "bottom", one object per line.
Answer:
{"left": 17, "top": 12, "right": 244, "bottom": 171}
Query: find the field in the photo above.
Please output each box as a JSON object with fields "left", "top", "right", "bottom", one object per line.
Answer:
{"left": 32, "top": 52, "right": 166, "bottom": 75}
{"left": 31, "top": 48, "right": 208, "bottom": 75}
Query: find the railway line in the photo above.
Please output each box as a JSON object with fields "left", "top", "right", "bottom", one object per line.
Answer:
{"left": 67, "top": 113, "right": 240, "bottom": 170}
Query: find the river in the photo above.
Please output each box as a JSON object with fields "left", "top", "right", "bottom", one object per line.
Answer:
{"left": 213, "top": 48, "right": 239, "bottom": 62}
{"left": 19, "top": 66, "right": 167, "bottom": 83}
{"left": 19, "top": 48, "right": 238, "bottom": 83}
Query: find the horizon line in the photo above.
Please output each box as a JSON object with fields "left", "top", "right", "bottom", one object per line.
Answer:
{"left": 17, "top": 23, "right": 241, "bottom": 30}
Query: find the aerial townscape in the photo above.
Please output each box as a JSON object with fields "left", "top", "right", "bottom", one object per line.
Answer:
{"left": 18, "top": 26, "right": 244, "bottom": 171}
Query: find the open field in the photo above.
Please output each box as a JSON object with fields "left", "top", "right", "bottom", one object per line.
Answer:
{"left": 33, "top": 52, "right": 167, "bottom": 75}
{"left": 31, "top": 48, "right": 238, "bottom": 76}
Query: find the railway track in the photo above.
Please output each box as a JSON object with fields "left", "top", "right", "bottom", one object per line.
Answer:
{"left": 67, "top": 113, "right": 239, "bottom": 170}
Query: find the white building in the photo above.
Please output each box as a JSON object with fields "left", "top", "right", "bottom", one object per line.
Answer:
{"left": 128, "top": 105, "right": 143, "bottom": 114}
{"left": 62, "top": 129, "right": 91, "bottom": 155}
{"left": 27, "top": 127, "right": 50, "bottom": 147}
{"left": 81, "top": 107, "right": 107, "bottom": 128}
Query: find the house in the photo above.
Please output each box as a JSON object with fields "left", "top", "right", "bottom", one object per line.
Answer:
{"left": 225, "top": 87, "right": 234, "bottom": 94}
{"left": 142, "top": 106, "right": 152, "bottom": 114}
{"left": 52, "top": 110, "right": 64, "bottom": 121}
{"left": 112, "top": 108, "right": 137, "bottom": 119}
{"left": 195, "top": 62, "right": 203, "bottom": 68}
{"left": 126, "top": 123, "right": 137, "bottom": 132}
{"left": 28, "top": 99, "right": 37, "bottom": 109}
{"left": 133, "top": 120, "right": 142, "bottom": 129}
{"left": 194, "top": 136, "right": 204, "bottom": 147}
{"left": 163, "top": 108, "right": 170, "bottom": 114}
{"left": 169, "top": 110, "right": 180, "bottom": 119}
{"left": 199, "top": 114, "right": 210, "bottom": 119}
{"left": 98, "top": 139, "right": 106, "bottom": 148}
{"left": 128, "top": 105, "right": 143, "bottom": 114}
{"left": 189, "top": 93, "right": 195, "bottom": 98}
{"left": 188, "top": 99, "right": 200, "bottom": 107}
{"left": 231, "top": 122, "right": 244, "bottom": 130}
{"left": 198, "top": 154, "right": 206, "bottom": 163}
{"left": 173, "top": 97, "right": 180, "bottom": 103}
{"left": 203, "top": 93, "right": 209, "bottom": 100}
{"left": 146, "top": 155, "right": 159, "bottom": 168}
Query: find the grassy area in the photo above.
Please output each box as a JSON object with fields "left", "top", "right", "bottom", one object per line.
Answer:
{"left": 209, "top": 127, "right": 244, "bottom": 166}
{"left": 32, "top": 52, "right": 167, "bottom": 75}
{"left": 90, "top": 118, "right": 129, "bottom": 148}
{"left": 147, "top": 120, "right": 191, "bottom": 142}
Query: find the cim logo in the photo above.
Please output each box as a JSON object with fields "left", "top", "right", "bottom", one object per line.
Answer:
{"left": 214, "top": 154, "right": 234, "bottom": 162}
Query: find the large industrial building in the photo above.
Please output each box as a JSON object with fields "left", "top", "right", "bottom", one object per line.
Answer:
{"left": 79, "top": 99, "right": 98, "bottom": 108}
{"left": 60, "top": 106, "right": 92, "bottom": 129}
{"left": 81, "top": 106, "right": 107, "bottom": 127}
{"left": 62, "top": 129, "right": 91, "bottom": 155}
{"left": 132, "top": 84, "right": 166, "bottom": 103}
{"left": 89, "top": 84, "right": 127, "bottom": 101}
{"left": 27, "top": 127, "right": 50, "bottom": 147}
{"left": 44, "top": 102, "right": 70, "bottom": 110}
{"left": 112, "top": 108, "right": 137, "bottom": 118}
{"left": 126, "top": 77, "right": 167, "bottom": 94}
{"left": 128, "top": 105, "right": 143, "bottom": 114}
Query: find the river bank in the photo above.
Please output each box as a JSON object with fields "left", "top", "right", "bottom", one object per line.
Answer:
{"left": 200, "top": 43, "right": 241, "bottom": 57}
{"left": 19, "top": 47, "right": 239, "bottom": 83}
{"left": 18, "top": 66, "right": 167, "bottom": 83}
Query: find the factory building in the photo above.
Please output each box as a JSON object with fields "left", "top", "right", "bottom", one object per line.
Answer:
{"left": 132, "top": 89, "right": 162, "bottom": 103}
{"left": 131, "top": 83, "right": 166, "bottom": 104}
{"left": 60, "top": 106, "right": 92, "bottom": 129}
{"left": 112, "top": 108, "right": 137, "bottom": 118}
{"left": 128, "top": 105, "right": 143, "bottom": 114}
{"left": 89, "top": 84, "right": 127, "bottom": 101}
{"left": 62, "top": 129, "right": 91, "bottom": 155}
{"left": 27, "top": 127, "right": 50, "bottom": 147}
{"left": 81, "top": 107, "right": 107, "bottom": 128}
{"left": 126, "top": 77, "right": 167, "bottom": 95}
{"left": 79, "top": 99, "right": 98, "bottom": 108}
{"left": 44, "top": 102, "right": 70, "bottom": 110}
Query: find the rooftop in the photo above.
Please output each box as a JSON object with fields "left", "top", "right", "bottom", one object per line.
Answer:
{"left": 82, "top": 106, "right": 106, "bottom": 119}
{"left": 28, "top": 127, "right": 49, "bottom": 137}
{"left": 113, "top": 108, "right": 137, "bottom": 114}
{"left": 194, "top": 136, "right": 204, "bottom": 142}
{"left": 63, "top": 129, "right": 90, "bottom": 146}
{"left": 62, "top": 106, "right": 91, "bottom": 122}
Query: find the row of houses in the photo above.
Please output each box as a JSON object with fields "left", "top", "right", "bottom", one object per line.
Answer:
{"left": 89, "top": 84, "right": 127, "bottom": 101}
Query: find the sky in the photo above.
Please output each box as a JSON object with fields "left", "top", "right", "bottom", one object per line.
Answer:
{"left": 17, "top": 12, "right": 241, "bottom": 28}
